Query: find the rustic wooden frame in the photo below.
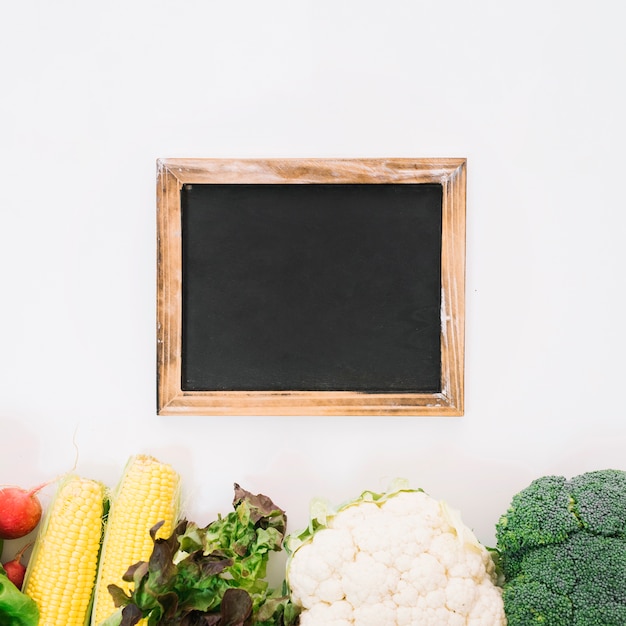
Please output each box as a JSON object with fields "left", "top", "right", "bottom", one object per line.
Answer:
{"left": 157, "top": 158, "right": 466, "bottom": 416}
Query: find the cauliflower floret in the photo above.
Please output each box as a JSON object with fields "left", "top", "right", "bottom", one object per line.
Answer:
{"left": 445, "top": 576, "right": 477, "bottom": 613}
{"left": 288, "top": 528, "right": 356, "bottom": 608}
{"left": 342, "top": 552, "right": 400, "bottom": 606}
{"left": 307, "top": 527, "right": 357, "bottom": 570}
{"left": 400, "top": 552, "right": 447, "bottom": 595}
{"left": 382, "top": 490, "right": 442, "bottom": 522}
{"left": 287, "top": 543, "right": 332, "bottom": 607}
{"left": 286, "top": 485, "right": 505, "bottom": 625}
{"left": 447, "top": 545, "right": 489, "bottom": 580}
{"left": 331, "top": 500, "right": 383, "bottom": 532}
{"left": 467, "top": 582, "right": 506, "bottom": 625}
{"left": 353, "top": 600, "right": 397, "bottom": 626}
{"left": 298, "top": 600, "right": 353, "bottom": 626}
{"left": 402, "top": 605, "right": 465, "bottom": 626}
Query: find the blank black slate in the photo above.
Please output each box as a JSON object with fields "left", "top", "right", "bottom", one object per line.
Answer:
{"left": 180, "top": 183, "right": 443, "bottom": 393}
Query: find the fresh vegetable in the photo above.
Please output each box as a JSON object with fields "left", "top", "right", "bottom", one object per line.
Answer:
{"left": 0, "top": 562, "right": 39, "bottom": 626}
{"left": 102, "top": 484, "right": 299, "bottom": 626}
{"left": 21, "top": 475, "right": 108, "bottom": 626}
{"left": 495, "top": 469, "right": 626, "bottom": 625}
{"left": 285, "top": 479, "right": 505, "bottom": 625}
{"left": 2, "top": 542, "right": 31, "bottom": 590}
{"left": 91, "top": 454, "right": 182, "bottom": 626}
{"left": 0, "top": 483, "right": 47, "bottom": 540}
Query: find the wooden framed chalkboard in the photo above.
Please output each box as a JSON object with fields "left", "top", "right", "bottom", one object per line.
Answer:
{"left": 157, "top": 158, "right": 466, "bottom": 416}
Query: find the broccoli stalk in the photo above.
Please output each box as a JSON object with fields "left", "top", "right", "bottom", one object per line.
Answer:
{"left": 496, "top": 469, "right": 626, "bottom": 625}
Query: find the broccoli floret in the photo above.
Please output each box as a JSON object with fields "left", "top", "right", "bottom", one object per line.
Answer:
{"left": 496, "top": 469, "right": 626, "bottom": 626}
{"left": 496, "top": 475, "right": 580, "bottom": 577}
{"left": 573, "top": 603, "right": 626, "bottom": 626}
{"left": 569, "top": 469, "right": 626, "bottom": 537}
{"left": 502, "top": 578, "right": 573, "bottom": 624}
{"left": 515, "top": 541, "right": 577, "bottom": 596}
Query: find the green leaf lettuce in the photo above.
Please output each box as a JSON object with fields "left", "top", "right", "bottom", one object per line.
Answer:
{"left": 0, "top": 563, "right": 39, "bottom": 626}
{"left": 105, "top": 484, "right": 299, "bottom": 626}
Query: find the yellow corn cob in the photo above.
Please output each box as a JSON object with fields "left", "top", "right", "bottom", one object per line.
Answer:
{"left": 22, "top": 475, "right": 107, "bottom": 626}
{"left": 91, "top": 454, "right": 181, "bottom": 626}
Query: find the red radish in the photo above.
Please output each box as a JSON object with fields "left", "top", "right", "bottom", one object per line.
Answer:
{"left": 0, "top": 482, "right": 50, "bottom": 540}
{"left": 2, "top": 543, "right": 31, "bottom": 589}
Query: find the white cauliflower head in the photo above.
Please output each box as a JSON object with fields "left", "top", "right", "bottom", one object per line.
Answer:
{"left": 285, "top": 481, "right": 505, "bottom": 626}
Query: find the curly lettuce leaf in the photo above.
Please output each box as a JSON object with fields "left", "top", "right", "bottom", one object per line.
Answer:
{"left": 106, "top": 484, "right": 299, "bottom": 626}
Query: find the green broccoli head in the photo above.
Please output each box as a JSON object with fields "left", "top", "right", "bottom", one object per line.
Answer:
{"left": 496, "top": 470, "right": 626, "bottom": 626}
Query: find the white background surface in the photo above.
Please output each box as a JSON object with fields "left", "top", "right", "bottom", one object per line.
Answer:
{"left": 2, "top": 0, "right": 625, "bottom": 568}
